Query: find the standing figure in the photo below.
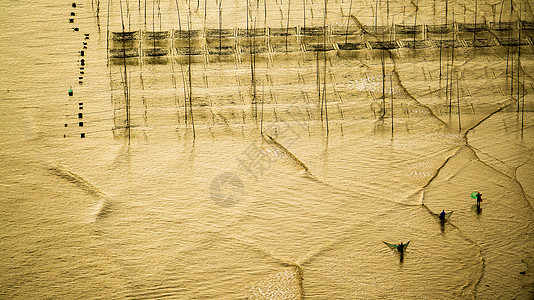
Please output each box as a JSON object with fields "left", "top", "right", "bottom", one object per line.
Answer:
{"left": 398, "top": 242, "right": 404, "bottom": 253}
{"left": 439, "top": 210, "right": 446, "bottom": 222}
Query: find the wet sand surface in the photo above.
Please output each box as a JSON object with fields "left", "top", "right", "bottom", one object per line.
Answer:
{"left": 1, "top": 0, "right": 533, "bottom": 298}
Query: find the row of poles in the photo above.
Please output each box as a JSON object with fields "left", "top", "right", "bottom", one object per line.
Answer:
{"left": 97, "top": 0, "right": 528, "bottom": 142}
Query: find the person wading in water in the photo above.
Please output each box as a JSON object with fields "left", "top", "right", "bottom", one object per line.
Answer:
{"left": 476, "top": 192, "right": 482, "bottom": 209}
{"left": 439, "top": 210, "right": 446, "bottom": 223}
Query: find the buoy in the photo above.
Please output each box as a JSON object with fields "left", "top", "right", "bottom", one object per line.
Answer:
{"left": 79, "top": 122, "right": 84, "bottom": 127}
{"left": 72, "top": 3, "right": 76, "bottom": 8}
{"left": 80, "top": 133, "right": 85, "bottom": 138}
{"left": 78, "top": 113, "right": 83, "bottom": 119}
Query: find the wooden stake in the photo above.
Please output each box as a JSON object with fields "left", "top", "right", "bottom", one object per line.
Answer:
{"left": 517, "top": 3, "right": 521, "bottom": 112}
{"left": 499, "top": 0, "right": 504, "bottom": 24}
{"left": 506, "top": 0, "right": 512, "bottom": 75}
{"left": 303, "top": 0, "right": 306, "bottom": 32}
{"left": 219, "top": 0, "right": 222, "bottom": 55}
{"left": 511, "top": 43, "right": 514, "bottom": 100}
{"left": 450, "top": 8, "right": 455, "bottom": 115}
{"left": 345, "top": 0, "right": 353, "bottom": 44}
{"left": 375, "top": 0, "right": 378, "bottom": 27}
{"left": 106, "top": 0, "right": 110, "bottom": 66}
{"left": 120, "top": 0, "right": 131, "bottom": 143}
{"left": 414, "top": 0, "right": 419, "bottom": 48}
{"left": 187, "top": 3, "right": 195, "bottom": 139}
{"left": 261, "top": 82, "right": 264, "bottom": 134}
{"left": 473, "top": 0, "right": 477, "bottom": 45}
{"left": 440, "top": 0, "right": 449, "bottom": 86}
{"left": 390, "top": 73, "right": 394, "bottom": 136}
{"left": 382, "top": 49, "right": 386, "bottom": 118}
{"left": 457, "top": 71, "right": 461, "bottom": 130}
{"left": 285, "top": 0, "right": 290, "bottom": 52}
{"left": 175, "top": 0, "right": 182, "bottom": 30}
{"left": 521, "top": 72, "right": 525, "bottom": 132}
{"left": 323, "top": 0, "right": 329, "bottom": 133}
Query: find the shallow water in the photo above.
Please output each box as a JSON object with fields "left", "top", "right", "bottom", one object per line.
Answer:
{"left": 1, "top": 0, "right": 533, "bottom": 299}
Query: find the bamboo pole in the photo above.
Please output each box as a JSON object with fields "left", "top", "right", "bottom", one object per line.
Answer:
{"left": 390, "top": 73, "right": 393, "bottom": 136}
{"left": 499, "top": 0, "right": 504, "bottom": 24}
{"left": 188, "top": 3, "right": 195, "bottom": 139}
{"left": 175, "top": 0, "right": 189, "bottom": 126}
{"left": 375, "top": 0, "right": 378, "bottom": 27}
{"left": 440, "top": 0, "right": 449, "bottom": 86}
{"left": 261, "top": 81, "right": 265, "bottom": 135}
{"left": 254, "top": 18, "right": 257, "bottom": 119}
{"left": 521, "top": 72, "right": 525, "bottom": 132}
{"left": 250, "top": 3, "right": 258, "bottom": 119}
{"left": 413, "top": 0, "right": 419, "bottom": 48}
{"left": 247, "top": 0, "right": 250, "bottom": 48}
{"left": 285, "top": 0, "right": 291, "bottom": 52}
{"left": 106, "top": 0, "right": 110, "bottom": 66}
{"left": 303, "top": 0, "right": 306, "bottom": 32}
{"left": 450, "top": 8, "right": 455, "bottom": 116}
{"left": 219, "top": 0, "right": 222, "bottom": 55}
{"left": 144, "top": 0, "right": 147, "bottom": 30}
{"left": 345, "top": 0, "right": 353, "bottom": 44}
{"left": 506, "top": 0, "right": 512, "bottom": 75}
{"left": 457, "top": 71, "right": 461, "bottom": 130}
{"left": 511, "top": 42, "right": 514, "bottom": 99}
{"left": 473, "top": 0, "right": 477, "bottom": 45}
{"left": 120, "top": 0, "right": 131, "bottom": 143}
{"left": 317, "top": 50, "right": 321, "bottom": 115}
{"left": 445, "top": 48, "right": 450, "bottom": 115}
{"left": 382, "top": 49, "right": 386, "bottom": 118}
{"left": 125, "top": 0, "right": 130, "bottom": 31}
{"left": 517, "top": 3, "right": 521, "bottom": 112}
{"left": 158, "top": 0, "right": 162, "bottom": 32}
{"left": 323, "top": 0, "right": 329, "bottom": 133}
{"left": 152, "top": 0, "right": 156, "bottom": 51}
{"left": 175, "top": 0, "right": 181, "bottom": 30}
{"left": 96, "top": 0, "right": 100, "bottom": 22}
